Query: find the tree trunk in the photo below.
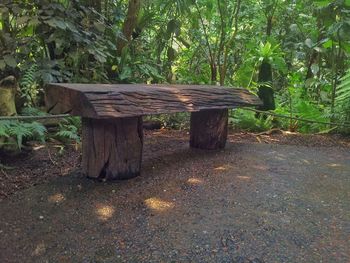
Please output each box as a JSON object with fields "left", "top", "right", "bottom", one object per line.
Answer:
{"left": 0, "top": 76, "right": 17, "bottom": 116}
{"left": 82, "top": 117, "right": 143, "bottom": 180}
{"left": 210, "top": 62, "right": 217, "bottom": 84}
{"left": 190, "top": 109, "right": 228, "bottom": 150}
{"left": 117, "top": 0, "right": 142, "bottom": 56}
{"left": 257, "top": 61, "right": 275, "bottom": 111}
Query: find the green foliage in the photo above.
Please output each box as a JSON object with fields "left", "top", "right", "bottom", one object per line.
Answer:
{"left": 230, "top": 109, "right": 273, "bottom": 132}
{"left": 0, "top": 1, "right": 117, "bottom": 83}
{"left": 274, "top": 73, "right": 330, "bottom": 133}
{"left": 335, "top": 68, "right": 350, "bottom": 132}
{"left": 275, "top": 102, "right": 328, "bottom": 133}
{"left": 20, "top": 64, "right": 40, "bottom": 107}
{"left": 54, "top": 117, "right": 81, "bottom": 143}
{"left": 336, "top": 68, "right": 350, "bottom": 106}
{"left": 20, "top": 107, "right": 48, "bottom": 116}
{"left": 0, "top": 120, "right": 46, "bottom": 150}
{"left": 0, "top": 0, "right": 350, "bottom": 135}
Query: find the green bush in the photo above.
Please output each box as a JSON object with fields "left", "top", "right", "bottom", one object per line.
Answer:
{"left": 0, "top": 120, "right": 46, "bottom": 150}
{"left": 230, "top": 109, "right": 273, "bottom": 132}
{"left": 54, "top": 117, "right": 81, "bottom": 144}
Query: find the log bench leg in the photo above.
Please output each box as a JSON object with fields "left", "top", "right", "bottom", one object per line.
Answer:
{"left": 190, "top": 109, "right": 228, "bottom": 150}
{"left": 82, "top": 117, "right": 143, "bottom": 180}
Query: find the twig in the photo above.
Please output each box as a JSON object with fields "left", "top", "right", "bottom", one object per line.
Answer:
{"left": 47, "top": 148, "right": 58, "bottom": 166}
{"left": 0, "top": 163, "right": 14, "bottom": 170}
{"left": 255, "top": 128, "right": 284, "bottom": 136}
{"left": 0, "top": 114, "right": 70, "bottom": 121}
{"left": 255, "top": 136, "right": 262, "bottom": 143}
{"left": 0, "top": 168, "right": 9, "bottom": 179}
{"left": 243, "top": 108, "right": 350, "bottom": 128}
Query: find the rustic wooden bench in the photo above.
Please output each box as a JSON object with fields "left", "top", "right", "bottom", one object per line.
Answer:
{"left": 45, "top": 83, "right": 261, "bottom": 180}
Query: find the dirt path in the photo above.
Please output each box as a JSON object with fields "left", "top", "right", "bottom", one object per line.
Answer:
{"left": 1, "top": 131, "right": 350, "bottom": 262}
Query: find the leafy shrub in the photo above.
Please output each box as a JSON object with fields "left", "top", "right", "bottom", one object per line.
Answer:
{"left": 20, "top": 107, "right": 48, "bottom": 116}
{"left": 230, "top": 109, "right": 273, "bottom": 132}
{"left": 335, "top": 68, "right": 350, "bottom": 133}
{"left": 54, "top": 117, "right": 81, "bottom": 144}
{"left": 0, "top": 120, "right": 46, "bottom": 150}
{"left": 20, "top": 64, "right": 40, "bottom": 107}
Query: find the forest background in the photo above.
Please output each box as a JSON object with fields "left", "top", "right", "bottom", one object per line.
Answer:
{"left": 0, "top": 0, "right": 350, "bottom": 149}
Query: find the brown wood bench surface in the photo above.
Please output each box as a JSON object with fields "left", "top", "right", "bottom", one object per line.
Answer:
{"left": 45, "top": 83, "right": 261, "bottom": 180}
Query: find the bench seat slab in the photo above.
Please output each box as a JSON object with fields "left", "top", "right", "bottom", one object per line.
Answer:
{"left": 45, "top": 83, "right": 261, "bottom": 118}
{"left": 190, "top": 109, "right": 228, "bottom": 150}
{"left": 82, "top": 117, "right": 143, "bottom": 180}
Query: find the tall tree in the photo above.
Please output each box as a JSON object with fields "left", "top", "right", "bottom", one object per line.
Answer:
{"left": 117, "top": 0, "right": 142, "bottom": 56}
{"left": 257, "top": 0, "right": 278, "bottom": 112}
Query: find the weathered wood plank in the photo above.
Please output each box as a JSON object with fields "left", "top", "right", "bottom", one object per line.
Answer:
{"left": 45, "top": 83, "right": 261, "bottom": 118}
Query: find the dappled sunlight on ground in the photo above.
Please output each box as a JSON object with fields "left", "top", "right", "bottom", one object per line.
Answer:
{"left": 327, "top": 163, "right": 343, "bottom": 168}
{"left": 250, "top": 164, "right": 269, "bottom": 171}
{"left": 145, "top": 197, "right": 175, "bottom": 212}
{"left": 187, "top": 177, "right": 203, "bottom": 185}
{"left": 48, "top": 193, "right": 65, "bottom": 204}
{"left": 275, "top": 156, "right": 286, "bottom": 161}
{"left": 236, "top": 176, "right": 251, "bottom": 181}
{"left": 1, "top": 131, "right": 350, "bottom": 262}
{"left": 302, "top": 159, "right": 311, "bottom": 164}
{"left": 32, "top": 243, "right": 46, "bottom": 257}
{"left": 214, "top": 164, "right": 234, "bottom": 171}
{"left": 95, "top": 204, "right": 115, "bottom": 221}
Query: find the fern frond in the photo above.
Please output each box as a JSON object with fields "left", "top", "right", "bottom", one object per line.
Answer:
{"left": 7, "top": 122, "right": 33, "bottom": 148}
{"left": 21, "top": 107, "right": 47, "bottom": 116}
{"left": 336, "top": 68, "right": 350, "bottom": 104}
{"left": 55, "top": 117, "right": 81, "bottom": 143}
{"left": 24, "top": 122, "right": 47, "bottom": 142}
{"left": 19, "top": 64, "right": 40, "bottom": 107}
{"left": 0, "top": 121, "right": 11, "bottom": 138}
{"left": 1, "top": 120, "right": 46, "bottom": 149}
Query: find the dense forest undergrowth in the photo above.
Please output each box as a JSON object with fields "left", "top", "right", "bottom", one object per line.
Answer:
{"left": 1, "top": 0, "right": 350, "bottom": 151}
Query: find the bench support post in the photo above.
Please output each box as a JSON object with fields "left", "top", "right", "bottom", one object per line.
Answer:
{"left": 82, "top": 117, "right": 143, "bottom": 180}
{"left": 190, "top": 109, "right": 228, "bottom": 150}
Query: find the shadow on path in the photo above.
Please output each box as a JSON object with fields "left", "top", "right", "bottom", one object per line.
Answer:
{"left": 1, "top": 139, "right": 350, "bottom": 262}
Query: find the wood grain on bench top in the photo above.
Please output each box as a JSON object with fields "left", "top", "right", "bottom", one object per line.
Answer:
{"left": 45, "top": 83, "right": 261, "bottom": 118}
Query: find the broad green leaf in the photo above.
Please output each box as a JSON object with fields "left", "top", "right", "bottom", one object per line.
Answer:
{"left": 311, "top": 64, "right": 320, "bottom": 75}
{"left": 16, "top": 16, "right": 30, "bottom": 25}
{"left": 94, "top": 22, "right": 105, "bottom": 32}
{"left": 119, "top": 67, "right": 132, "bottom": 80}
{"left": 322, "top": 39, "right": 333, "bottom": 49}
{"left": 3, "top": 55, "right": 17, "bottom": 68}
{"left": 305, "top": 38, "right": 313, "bottom": 48}
{"left": 0, "top": 60, "right": 5, "bottom": 70}
{"left": 314, "top": 0, "right": 332, "bottom": 7}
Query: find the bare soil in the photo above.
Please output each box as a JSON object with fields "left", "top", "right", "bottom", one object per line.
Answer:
{"left": 0, "top": 130, "right": 350, "bottom": 262}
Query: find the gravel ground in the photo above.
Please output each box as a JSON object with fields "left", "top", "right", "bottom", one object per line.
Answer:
{"left": 0, "top": 130, "right": 350, "bottom": 262}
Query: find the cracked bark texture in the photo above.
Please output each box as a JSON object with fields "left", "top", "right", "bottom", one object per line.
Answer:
{"left": 190, "top": 109, "right": 228, "bottom": 150}
{"left": 45, "top": 83, "right": 261, "bottom": 180}
{"left": 45, "top": 83, "right": 261, "bottom": 118}
{"left": 82, "top": 117, "right": 143, "bottom": 180}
